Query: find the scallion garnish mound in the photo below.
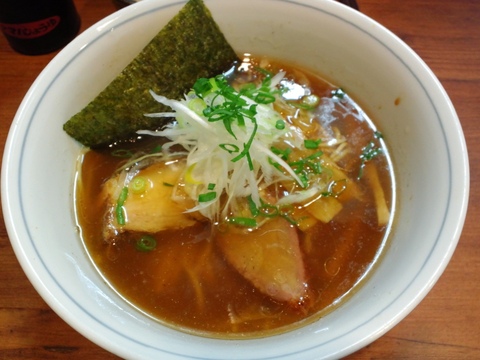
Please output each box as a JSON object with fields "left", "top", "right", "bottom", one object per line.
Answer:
{"left": 139, "top": 71, "right": 331, "bottom": 223}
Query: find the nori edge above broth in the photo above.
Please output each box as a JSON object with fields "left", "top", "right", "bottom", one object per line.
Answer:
{"left": 63, "top": 0, "right": 239, "bottom": 148}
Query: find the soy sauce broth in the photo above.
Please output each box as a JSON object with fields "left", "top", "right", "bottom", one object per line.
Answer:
{"left": 75, "top": 57, "right": 395, "bottom": 338}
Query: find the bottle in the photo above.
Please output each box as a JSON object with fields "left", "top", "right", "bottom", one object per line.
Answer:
{"left": 113, "top": 0, "right": 141, "bottom": 8}
{"left": 0, "top": 0, "right": 81, "bottom": 55}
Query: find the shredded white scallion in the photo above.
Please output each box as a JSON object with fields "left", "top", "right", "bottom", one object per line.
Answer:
{"left": 141, "top": 74, "right": 306, "bottom": 220}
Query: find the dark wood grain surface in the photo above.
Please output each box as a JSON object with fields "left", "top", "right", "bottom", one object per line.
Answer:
{"left": 1, "top": 0, "right": 479, "bottom": 358}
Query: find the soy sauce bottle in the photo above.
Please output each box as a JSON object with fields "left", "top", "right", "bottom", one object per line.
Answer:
{"left": 0, "top": 0, "right": 80, "bottom": 55}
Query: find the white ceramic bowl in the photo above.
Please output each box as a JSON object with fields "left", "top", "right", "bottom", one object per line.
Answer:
{"left": 1, "top": 0, "right": 469, "bottom": 358}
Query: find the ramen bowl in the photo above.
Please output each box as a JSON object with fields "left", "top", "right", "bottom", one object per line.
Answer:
{"left": 1, "top": 0, "right": 469, "bottom": 358}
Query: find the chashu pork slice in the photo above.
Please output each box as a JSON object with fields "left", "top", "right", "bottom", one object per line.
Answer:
{"left": 217, "top": 217, "right": 307, "bottom": 304}
{"left": 102, "top": 159, "right": 197, "bottom": 238}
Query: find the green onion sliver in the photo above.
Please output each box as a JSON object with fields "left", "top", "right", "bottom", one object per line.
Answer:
{"left": 271, "top": 146, "right": 292, "bottom": 161}
{"left": 247, "top": 195, "right": 259, "bottom": 217}
{"left": 304, "top": 139, "right": 322, "bottom": 150}
{"left": 115, "top": 187, "right": 129, "bottom": 225}
{"left": 219, "top": 143, "right": 239, "bottom": 154}
{"left": 198, "top": 191, "right": 216, "bottom": 202}
{"left": 228, "top": 217, "right": 257, "bottom": 227}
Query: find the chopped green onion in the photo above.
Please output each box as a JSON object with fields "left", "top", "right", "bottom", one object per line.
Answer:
{"left": 279, "top": 204, "right": 294, "bottom": 217}
{"left": 304, "top": 139, "right": 322, "bottom": 149}
{"left": 245, "top": 150, "right": 254, "bottom": 171}
{"left": 271, "top": 146, "right": 292, "bottom": 160}
{"left": 305, "top": 150, "right": 324, "bottom": 160}
{"left": 205, "top": 107, "right": 235, "bottom": 123}
{"left": 287, "top": 150, "right": 324, "bottom": 187}
{"left": 130, "top": 176, "right": 147, "bottom": 194}
{"left": 163, "top": 182, "right": 174, "bottom": 187}
{"left": 275, "top": 119, "right": 285, "bottom": 130}
{"left": 230, "top": 118, "right": 258, "bottom": 170}
{"left": 268, "top": 157, "right": 283, "bottom": 171}
{"left": 228, "top": 217, "right": 257, "bottom": 227}
{"left": 358, "top": 139, "right": 384, "bottom": 178}
{"left": 361, "top": 142, "right": 383, "bottom": 162}
{"left": 278, "top": 202, "right": 297, "bottom": 225}
{"left": 239, "top": 83, "right": 256, "bottom": 93}
{"left": 298, "top": 172, "right": 309, "bottom": 188}
{"left": 207, "top": 183, "right": 216, "bottom": 190}
{"left": 135, "top": 235, "right": 157, "bottom": 252}
{"left": 198, "top": 191, "right": 217, "bottom": 202}
{"left": 193, "top": 77, "right": 213, "bottom": 97}
{"left": 240, "top": 104, "right": 258, "bottom": 118}
{"left": 281, "top": 214, "right": 298, "bottom": 226}
{"left": 194, "top": 74, "right": 268, "bottom": 172}
{"left": 210, "top": 76, "right": 221, "bottom": 92}
{"left": 115, "top": 187, "right": 128, "bottom": 225}
{"left": 254, "top": 92, "right": 275, "bottom": 104}
{"left": 247, "top": 195, "right": 259, "bottom": 217}
{"left": 288, "top": 151, "right": 323, "bottom": 173}
{"left": 219, "top": 143, "right": 240, "bottom": 154}
{"left": 304, "top": 151, "right": 323, "bottom": 160}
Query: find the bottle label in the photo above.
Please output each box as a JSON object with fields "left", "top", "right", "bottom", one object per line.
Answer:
{"left": 0, "top": 16, "right": 61, "bottom": 39}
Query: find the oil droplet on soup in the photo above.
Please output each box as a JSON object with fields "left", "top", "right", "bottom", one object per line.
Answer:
{"left": 75, "top": 56, "right": 395, "bottom": 338}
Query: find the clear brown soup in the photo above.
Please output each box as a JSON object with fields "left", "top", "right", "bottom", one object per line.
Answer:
{"left": 75, "top": 57, "right": 394, "bottom": 338}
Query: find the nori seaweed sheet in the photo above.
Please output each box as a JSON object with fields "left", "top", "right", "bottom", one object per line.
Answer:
{"left": 63, "top": 0, "right": 239, "bottom": 148}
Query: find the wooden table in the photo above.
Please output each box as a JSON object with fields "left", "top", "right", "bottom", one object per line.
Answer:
{"left": 1, "top": 0, "right": 478, "bottom": 358}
